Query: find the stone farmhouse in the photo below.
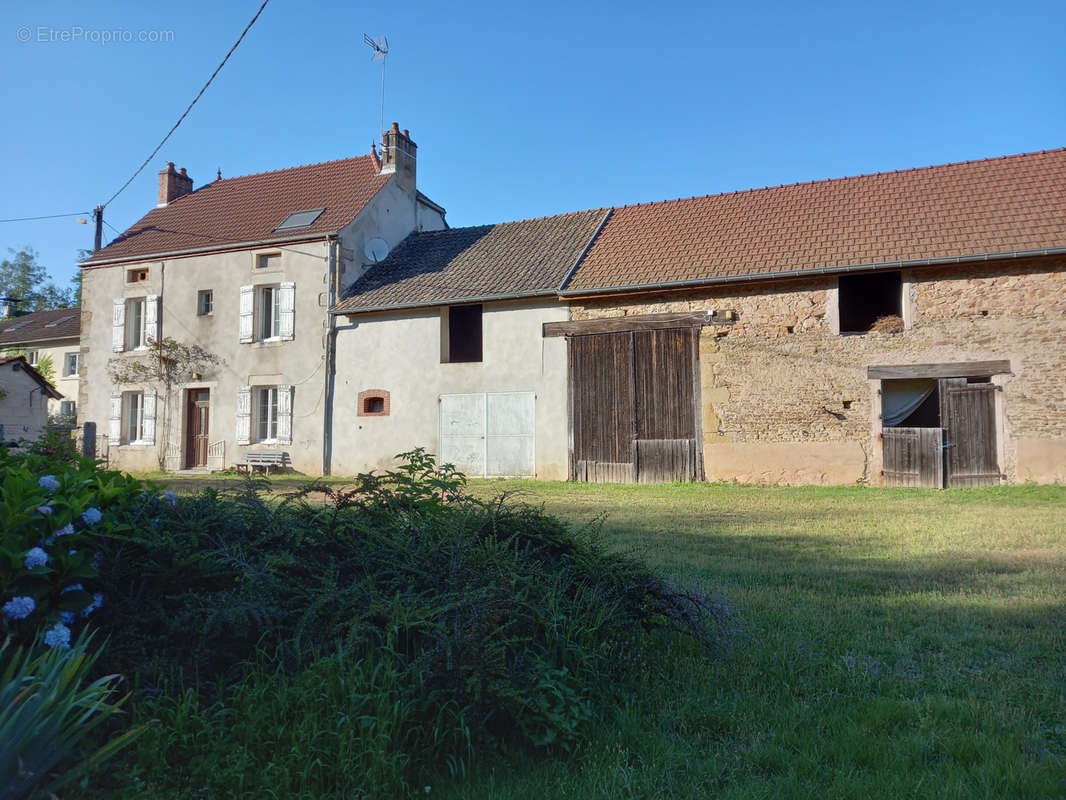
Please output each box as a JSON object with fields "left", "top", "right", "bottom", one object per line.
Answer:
{"left": 0, "top": 307, "right": 81, "bottom": 422}
{"left": 79, "top": 124, "right": 445, "bottom": 473}
{"left": 331, "top": 148, "right": 1066, "bottom": 487}
{"left": 77, "top": 135, "right": 1065, "bottom": 486}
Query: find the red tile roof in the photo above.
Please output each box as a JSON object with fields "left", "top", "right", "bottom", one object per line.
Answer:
{"left": 82, "top": 156, "right": 390, "bottom": 265}
{"left": 564, "top": 149, "right": 1066, "bottom": 293}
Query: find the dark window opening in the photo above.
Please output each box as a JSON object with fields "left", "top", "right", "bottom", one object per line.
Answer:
{"left": 897, "top": 389, "right": 940, "bottom": 427}
{"left": 446, "top": 304, "right": 483, "bottom": 363}
{"left": 839, "top": 271, "right": 902, "bottom": 333}
{"left": 364, "top": 396, "right": 384, "bottom": 414}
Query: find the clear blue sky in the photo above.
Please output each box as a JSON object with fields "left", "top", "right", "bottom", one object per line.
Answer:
{"left": 1, "top": 0, "right": 1063, "bottom": 290}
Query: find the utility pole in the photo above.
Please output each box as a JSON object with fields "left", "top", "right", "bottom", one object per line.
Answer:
{"left": 93, "top": 206, "right": 103, "bottom": 251}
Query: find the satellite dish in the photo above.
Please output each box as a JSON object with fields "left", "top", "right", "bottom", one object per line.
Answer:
{"left": 364, "top": 238, "right": 389, "bottom": 263}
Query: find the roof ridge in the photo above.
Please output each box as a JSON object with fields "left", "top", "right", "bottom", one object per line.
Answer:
{"left": 208, "top": 153, "right": 375, "bottom": 184}
{"left": 446, "top": 207, "right": 610, "bottom": 230}
{"left": 612, "top": 147, "right": 1066, "bottom": 211}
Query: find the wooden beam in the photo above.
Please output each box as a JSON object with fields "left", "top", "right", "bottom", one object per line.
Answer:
{"left": 543, "top": 310, "right": 736, "bottom": 338}
{"left": 867, "top": 360, "right": 1011, "bottom": 380}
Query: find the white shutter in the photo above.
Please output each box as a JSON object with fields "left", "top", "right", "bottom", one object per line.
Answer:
{"left": 144, "top": 295, "right": 160, "bottom": 344}
{"left": 236, "top": 386, "right": 251, "bottom": 445}
{"left": 141, "top": 389, "right": 157, "bottom": 445}
{"left": 276, "top": 384, "right": 293, "bottom": 445}
{"left": 109, "top": 392, "right": 122, "bottom": 441}
{"left": 278, "top": 282, "right": 295, "bottom": 340}
{"left": 112, "top": 299, "right": 125, "bottom": 352}
{"left": 239, "top": 286, "right": 254, "bottom": 343}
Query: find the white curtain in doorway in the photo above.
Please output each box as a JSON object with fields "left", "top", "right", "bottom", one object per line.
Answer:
{"left": 881, "top": 379, "right": 936, "bottom": 427}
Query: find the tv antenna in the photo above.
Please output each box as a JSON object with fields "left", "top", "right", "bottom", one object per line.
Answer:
{"left": 363, "top": 34, "right": 389, "bottom": 138}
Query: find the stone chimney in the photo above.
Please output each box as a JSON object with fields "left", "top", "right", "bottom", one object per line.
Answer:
{"left": 379, "top": 122, "right": 416, "bottom": 193}
{"left": 157, "top": 162, "right": 194, "bottom": 207}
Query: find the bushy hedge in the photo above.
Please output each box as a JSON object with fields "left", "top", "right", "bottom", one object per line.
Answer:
{"left": 4, "top": 448, "right": 733, "bottom": 798}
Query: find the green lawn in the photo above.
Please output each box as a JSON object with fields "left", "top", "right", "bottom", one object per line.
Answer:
{"left": 154, "top": 475, "right": 1066, "bottom": 798}
{"left": 446, "top": 481, "right": 1066, "bottom": 799}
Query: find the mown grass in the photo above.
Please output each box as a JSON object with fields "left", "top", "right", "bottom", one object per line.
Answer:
{"left": 414, "top": 480, "right": 1066, "bottom": 799}
{"left": 150, "top": 474, "right": 1065, "bottom": 797}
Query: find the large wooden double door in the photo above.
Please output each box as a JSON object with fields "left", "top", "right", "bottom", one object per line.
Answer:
{"left": 569, "top": 328, "right": 701, "bottom": 483}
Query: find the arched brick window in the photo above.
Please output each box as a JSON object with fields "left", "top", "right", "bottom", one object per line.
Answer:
{"left": 357, "top": 389, "right": 390, "bottom": 417}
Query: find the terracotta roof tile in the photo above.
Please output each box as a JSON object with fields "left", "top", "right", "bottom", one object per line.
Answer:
{"left": 334, "top": 209, "right": 608, "bottom": 312}
{"left": 82, "top": 156, "right": 390, "bottom": 265}
{"left": 566, "top": 149, "right": 1066, "bottom": 293}
{"left": 0, "top": 307, "right": 80, "bottom": 346}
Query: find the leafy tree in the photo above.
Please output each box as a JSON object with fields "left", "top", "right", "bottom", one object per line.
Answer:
{"left": 107, "top": 337, "right": 223, "bottom": 470}
{"left": 0, "top": 247, "right": 76, "bottom": 313}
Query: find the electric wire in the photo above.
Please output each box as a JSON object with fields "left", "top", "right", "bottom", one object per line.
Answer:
{"left": 100, "top": 0, "right": 271, "bottom": 210}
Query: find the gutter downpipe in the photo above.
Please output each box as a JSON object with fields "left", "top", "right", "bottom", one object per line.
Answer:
{"left": 322, "top": 235, "right": 336, "bottom": 476}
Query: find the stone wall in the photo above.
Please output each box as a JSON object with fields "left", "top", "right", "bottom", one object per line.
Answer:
{"left": 570, "top": 255, "right": 1066, "bottom": 485}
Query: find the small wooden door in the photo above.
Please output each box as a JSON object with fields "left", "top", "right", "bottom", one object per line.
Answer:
{"left": 569, "top": 328, "right": 700, "bottom": 483}
{"left": 939, "top": 379, "right": 1000, "bottom": 487}
{"left": 882, "top": 427, "right": 944, "bottom": 488}
{"left": 185, "top": 389, "right": 210, "bottom": 469}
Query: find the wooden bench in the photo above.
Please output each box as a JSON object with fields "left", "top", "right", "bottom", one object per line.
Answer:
{"left": 234, "top": 450, "right": 289, "bottom": 474}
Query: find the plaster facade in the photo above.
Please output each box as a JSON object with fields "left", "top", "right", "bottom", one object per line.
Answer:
{"left": 331, "top": 300, "right": 570, "bottom": 479}
{"left": 570, "top": 255, "right": 1066, "bottom": 485}
{"left": 80, "top": 176, "right": 445, "bottom": 473}
{"left": 0, "top": 360, "right": 53, "bottom": 442}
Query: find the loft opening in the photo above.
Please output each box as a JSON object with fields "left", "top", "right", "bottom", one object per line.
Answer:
{"left": 442, "top": 304, "right": 483, "bottom": 363}
{"left": 838, "top": 271, "right": 902, "bottom": 333}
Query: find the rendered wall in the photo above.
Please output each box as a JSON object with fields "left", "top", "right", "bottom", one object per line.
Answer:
{"left": 0, "top": 363, "right": 50, "bottom": 442}
{"left": 571, "top": 255, "right": 1066, "bottom": 485}
{"left": 331, "top": 300, "right": 570, "bottom": 479}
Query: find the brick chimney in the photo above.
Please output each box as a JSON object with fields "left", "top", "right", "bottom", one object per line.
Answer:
{"left": 157, "top": 162, "right": 193, "bottom": 207}
{"left": 379, "top": 122, "right": 416, "bottom": 193}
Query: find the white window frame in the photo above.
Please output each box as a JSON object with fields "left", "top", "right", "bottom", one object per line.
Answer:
{"left": 63, "top": 352, "right": 80, "bottom": 377}
{"left": 257, "top": 286, "right": 281, "bottom": 341}
{"left": 59, "top": 400, "right": 76, "bottom": 420}
{"left": 254, "top": 385, "right": 280, "bottom": 442}
{"left": 126, "top": 297, "right": 146, "bottom": 350}
{"left": 27, "top": 350, "right": 39, "bottom": 366}
{"left": 197, "top": 290, "right": 213, "bottom": 316}
{"left": 123, "top": 391, "right": 144, "bottom": 444}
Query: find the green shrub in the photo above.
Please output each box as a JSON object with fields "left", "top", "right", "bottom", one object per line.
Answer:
{"left": 75, "top": 450, "right": 732, "bottom": 796}
{"left": 0, "top": 631, "right": 147, "bottom": 799}
{"left": 0, "top": 447, "right": 164, "bottom": 649}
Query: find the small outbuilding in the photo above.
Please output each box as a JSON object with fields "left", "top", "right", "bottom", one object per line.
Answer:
{"left": 0, "top": 356, "right": 63, "bottom": 444}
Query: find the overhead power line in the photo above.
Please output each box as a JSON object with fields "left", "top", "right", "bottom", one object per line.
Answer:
{"left": 101, "top": 0, "right": 271, "bottom": 210}
{"left": 0, "top": 212, "right": 89, "bottom": 223}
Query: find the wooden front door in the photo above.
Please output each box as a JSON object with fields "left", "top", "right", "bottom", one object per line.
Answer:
{"left": 939, "top": 379, "right": 1000, "bottom": 487}
{"left": 185, "top": 389, "right": 210, "bottom": 469}
{"left": 882, "top": 427, "right": 945, "bottom": 488}
{"left": 569, "top": 328, "right": 701, "bottom": 483}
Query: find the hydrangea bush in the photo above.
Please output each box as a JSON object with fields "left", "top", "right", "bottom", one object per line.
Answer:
{"left": 0, "top": 446, "right": 162, "bottom": 649}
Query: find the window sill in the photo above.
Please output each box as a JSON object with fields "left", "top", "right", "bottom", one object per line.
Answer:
{"left": 118, "top": 440, "right": 152, "bottom": 447}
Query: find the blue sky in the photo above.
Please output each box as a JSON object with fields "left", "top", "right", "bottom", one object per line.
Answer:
{"left": 1, "top": 0, "right": 1063, "bottom": 289}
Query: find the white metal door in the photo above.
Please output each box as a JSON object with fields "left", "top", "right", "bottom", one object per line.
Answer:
{"left": 439, "top": 392, "right": 535, "bottom": 477}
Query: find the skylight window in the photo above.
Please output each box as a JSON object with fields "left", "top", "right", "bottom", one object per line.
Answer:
{"left": 45, "top": 315, "right": 75, "bottom": 328}
{"left": 274, "top": 208, "right": 325, "bottom": 232}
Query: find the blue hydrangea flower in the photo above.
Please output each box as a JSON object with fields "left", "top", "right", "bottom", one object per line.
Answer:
{"left": 44, "top": 622, "right": 71, "bottom": 650}
{"left": 81, "top": 507, "right": 103, "bottom": 525}
{"left": 38, "top": 475, "right": 59, "bottom": 492}
{"left": 59, "top": 610, "right": 76, "bottom": 624}
{"left": 60, "top": 583, "right": 84, "bottom": 595}
{"left": 81, "top": 594, "right": 104, "bottom": 618}
{"left": 55, "top": 523, "right": 75, "bottom": 538}
{"left": 37, "top": 505, "right": 53, "bottom": 516}
{"left": 162, "top": 490, "right": 178, "bottom": 506}
{"left": 24, "top": 547, "right": 49, "bottom": 570}
{"left": 2, "top": 596, "right": 35, "bottom": 620}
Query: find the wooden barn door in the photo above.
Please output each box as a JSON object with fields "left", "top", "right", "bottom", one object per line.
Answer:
{"left": 882, "top": 427, "right": 944, "bottom": 488}
{"left": 939, "top": 379, "right": 1000, "bottom": 487}
{"left": 569, "top": 328, "right": 700, "bottom": 483}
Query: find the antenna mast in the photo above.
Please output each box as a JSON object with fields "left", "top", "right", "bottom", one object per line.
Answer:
{"left": 363, "top": 34, "right": 389, "bottom": 137}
